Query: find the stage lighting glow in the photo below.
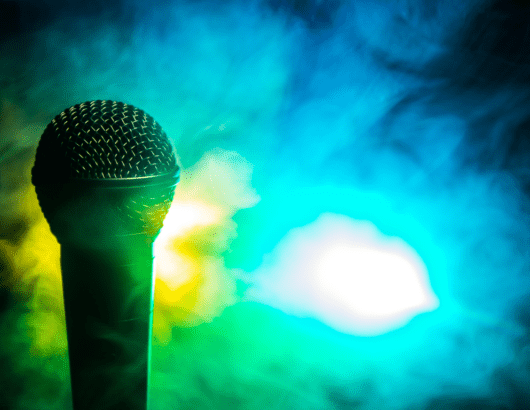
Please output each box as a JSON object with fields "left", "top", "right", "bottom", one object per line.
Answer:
{"left": 249, "top": 213, "right": 440, "bottom": 336}
{"left": 313, "top": 240, "right": 439, "bottom": 335}
{"left": 155, "top": 200, "right": 222, "bottom": 288}
{"left": 152, "top": 199, "right": 223, "bottom": 336}
{"left": 150, "top": 148, "right": 260, "bottom": 343}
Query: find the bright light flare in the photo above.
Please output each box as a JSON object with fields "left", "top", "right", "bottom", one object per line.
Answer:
{"left": 155, "top": 200, "right": 222, "bottom": 288}
{"left": 150, "top": 148, "right": 260, "bottom": 344}
{"left": 152, "top": 199, "right": 225, "bottom": 342}
{"left": 313, "top": 240, "right": 439, "bottom": 335}
{"left": 248, "top": 213, "right": 439, "bottom": 336}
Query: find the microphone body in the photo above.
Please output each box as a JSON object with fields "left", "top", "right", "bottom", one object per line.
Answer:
{"left": 60, "top": 237, "right": 154, "bottom": 409}
{"left": 32, "top": 101, "right": 179, "bottom": 410}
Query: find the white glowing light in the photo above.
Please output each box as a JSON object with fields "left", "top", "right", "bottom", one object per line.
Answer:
{"left": 158, "top": 200, "right": 221, "bottom": 239}
{"left": 154, "top": 200, "right": 222, "bottom": 287}
{"left": 312, "top": 241, "right": 438, "bottom": 334}
{"left": 249, "top": 213, "right": 439, "bottom": 336}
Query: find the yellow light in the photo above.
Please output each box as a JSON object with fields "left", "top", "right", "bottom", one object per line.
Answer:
{"left": 151, "top": 149, "right": 260, "bottom": 344}
{"left": 155, "top": 200, "right": 222, "bottom": 289}
{"left": 10, "top": 148, "right": 258, "bottom": 351}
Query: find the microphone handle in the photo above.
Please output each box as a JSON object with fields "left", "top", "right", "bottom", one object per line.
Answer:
{"left": 60, "top": 236, "right": 156, "bottom": 410}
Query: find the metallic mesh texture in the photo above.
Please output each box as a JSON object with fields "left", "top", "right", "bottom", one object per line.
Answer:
{"left": 32, "top": 101, "right": 179, "bottom": 239}
{"left": 32, "top": 100, "right": 177, "bottom": 183}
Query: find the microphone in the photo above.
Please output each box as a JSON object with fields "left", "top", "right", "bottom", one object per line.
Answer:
{"left": 31, "top": 100, "right": 180, "bottom": 410}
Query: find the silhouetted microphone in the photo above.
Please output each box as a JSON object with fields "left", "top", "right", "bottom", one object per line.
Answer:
{"left": 32, "top": 100, "right": 180, "bottom": 410}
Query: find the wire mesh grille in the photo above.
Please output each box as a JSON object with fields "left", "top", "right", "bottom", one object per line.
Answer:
{"left": 32, "top": 100, "right": 177, "bottom": 182}
{"left": 32, "top": 101, "right": 179, "bottom": 239}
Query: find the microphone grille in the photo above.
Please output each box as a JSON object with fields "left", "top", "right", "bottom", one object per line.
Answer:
{"left": 32, "top": 101, "right": 179, "bottom": 240}
{"left": 32, "top": 100, "right": 177, "bottom": 184}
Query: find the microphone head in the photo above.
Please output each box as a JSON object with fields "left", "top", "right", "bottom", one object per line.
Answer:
{"left": 32, "top": 100, "right": 180, "bottom": 242}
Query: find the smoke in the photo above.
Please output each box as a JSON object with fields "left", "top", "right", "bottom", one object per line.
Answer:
{"left": 153, "top": 148, "right": 260, "bottom": 343}
{"left": 1, "top": 0, "right": 530, "bottom": 409}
